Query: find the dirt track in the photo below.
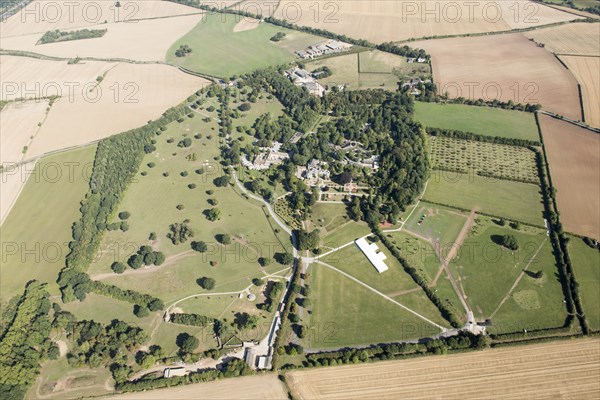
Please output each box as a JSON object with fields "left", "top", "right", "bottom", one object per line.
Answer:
{"left": 287, "top": 338, "right": 600, "bottom": 399}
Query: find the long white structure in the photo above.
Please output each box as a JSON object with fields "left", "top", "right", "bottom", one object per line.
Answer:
{"left": 355, "top": 237, "right": 388, "bottom": 273}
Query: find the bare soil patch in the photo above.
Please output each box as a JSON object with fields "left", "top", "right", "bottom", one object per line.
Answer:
{"left": 287, "top": 338, "right": 600, "bottom": 399}
{"left": 414, "top": 33, "right": 582, "bottom": 120}
{"left": 540, "top": 114, "right": 600, "bottom": 239}
{"left": 233, "top": 17, "right": 261, "bottom": 33}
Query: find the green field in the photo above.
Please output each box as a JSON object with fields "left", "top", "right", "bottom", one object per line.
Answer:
{"left": 306, "top": 203, "right": 350, "bottom": 235}
{"left": 568, "top": 236, "right": 600, "bottom": 331}
{"left": 402, "top": 201, "right": 468, "bottom": 249}
{"left": 449, "top": 217, "right": 566, "bottom": 330}
{"left": 306, "top": 50, "right": 428, "bottom": 91}
{"left": 321, "top": 244, "right": 419, "bottom": 295}
{"left": 307, "top": 265, "right": 442, "bottom": 348}
{"left": 0, "top": 145, "right": 96, "bottom": 301}
{"left": 320, "top": 220, "right": 371, "bottom": 249}
{"left": 167, "top": 13, "right": 319, "bottom": 77}
{"left": 430, "top": 136, "right": 539, "bottom": 184}
{"left": 387, "top": 231, "right": 443, "bottom": 283}
{"left": 414, "top": 102, "right": 539, "bottom": 141}
{"left": 424, "top": 172, "right": 545, "bottom": 226}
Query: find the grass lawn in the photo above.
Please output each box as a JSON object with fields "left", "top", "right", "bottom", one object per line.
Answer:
{"left": 423, "top": 172, "right": 545, "bottom": 226}
{"left": 0, "top": 145, "right": 95, "bottom": 301}
{"left": 307, "top": 265, "right": 442, "bottom": 348}
{"left": 414, "top": 102, "right": 539, "bottom": 141}
{"left": 403, "top": 201, "right": 468, "bottom": 249}
{"left": 306, "top": 203, "right": 350, "bottom": 236}
{"left": 167, "top": 13, "right": 319, "bottom": 77}
{"left": 229, "top": 91, "right": 285, "bottom": 134}
{"left": 568, "top": 236, "right": 600, "bottom": 331}
{"left": 320, "top": 220, "right": 371, "bottom": 249}
{"left": 450, "top": 217, "right": 566, "bottom": 329}
{"left": 321, "top": 243, "right": 419, "bottom": 295}
{"left": 394, "top": 289, "right": 451, "bottom": 328}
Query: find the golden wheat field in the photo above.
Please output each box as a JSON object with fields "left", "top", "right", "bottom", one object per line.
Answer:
{"left": 525, "top": 22, "right": 600, "bottom": 56}
{"left": 287, "top": 338, "right": 600, "bottom": 400}
{"left": 560, "top": 55, "right": 600, "bottom": 127}
{"left": 0, "top": 14, "right": 203, "bottom": 62}
{"left": 414, "top": 33, "right": 582, "bottom": 120}
{"left": 273, "top": 0, "right": 577, "bottom": 43}
{"left": 0, "top": 0, "right": 200, "bottom": 37}
{"left": 0, "top": 100, "right": 49, "bottom": 165}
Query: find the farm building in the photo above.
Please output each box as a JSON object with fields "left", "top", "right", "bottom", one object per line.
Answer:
{"left": 355, "top": 237, "right": 388, "bottom": 273}
{"left": 163, "top": 367, "right": 187, "bottom": 378}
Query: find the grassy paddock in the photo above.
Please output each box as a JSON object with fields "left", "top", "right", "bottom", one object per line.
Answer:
{"left": 450, "top": 217, "right": 566, "bottom": 331}
{"left": 423, "top": 172, "right": 544, "bottom": 226}
{"left": 568, "top": 236, "right": 600, "bottom": 331}
{"left": 167, "top": 13, "right": 319, "bottom": 77}
{"left": 414, "top": 102, "right": 539, "bottom": 141}
{"left": 307, "top": 265, "right": 441, "bottom": 349}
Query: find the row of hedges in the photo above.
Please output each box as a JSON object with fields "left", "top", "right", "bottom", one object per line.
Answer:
{"left": 533, "top": 112, "right": 588, "bottom": 333}
{"left": 426, "top": 127, "right": 540, "bottom": 147}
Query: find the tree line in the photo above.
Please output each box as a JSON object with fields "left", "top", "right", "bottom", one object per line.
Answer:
{"left": 0, "top": 282, "right": 53, "bottom": 400}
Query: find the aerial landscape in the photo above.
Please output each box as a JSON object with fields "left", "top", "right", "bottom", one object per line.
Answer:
{"left": 0, "top": 0, "right": 598, "bottom": 399}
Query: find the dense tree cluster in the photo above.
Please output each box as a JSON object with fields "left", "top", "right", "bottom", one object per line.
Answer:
{"left": 270, "top": 32, "right": 286, "bottom": 42}
{"left": 39, "top": 28, "right": 107, "bottom": 44}
{"left": 197, "top": 277, "right": 216, "bottom": 290}
{"left": 297, "top": 229, "right": 320, "bottom": 251}
{"left": 66, "top": 319, "right": 147, "bottom": 382}
{"left": 499, "top": 234, "right": 519, "bottom": 250}
{"left": 258, "top": 281, "right": 285, "bottom": 312}
{"left": 128, "top": 246, "right": 166, "bottom": 269}
{"left": 89, "top": 281, "right": 164, "bottom": 311}
{"left": 0, "top": 282, "right": 53, "bottom": 400}
{"left": 175, "top": 44, "right": 192, "bottom": 57}
{"left": 426, "top": 126, "right": 540, "bottom": 147}
{"left": 169, "top": 313, "right": 215, "bottom": 328}
{"left": 167, "top": 221, "right": 194, "bottom": 245}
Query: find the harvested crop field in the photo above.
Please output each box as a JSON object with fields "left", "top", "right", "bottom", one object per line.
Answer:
{"left": 539, "top": 114, "right": 600, "bottom": 239}
{"left": 0, "top": 161, "right": 36, "bottom": 225}
{"left": 273, "top": 0, "right": 576, "bottom": 43}
{"left": 0, "top": 55, "right": 114, "bottom": 101}
{"left": 20, "top": 62, "right": 207, "bottom": 160}
{"left": 1, "top": 14, "right": 203, "bottom": 62}
{"left": 560, "top": 56, "right": 600, "bottom": 127}
{"left": 524, "top": 22, "right": 600, "bottom": 56}
{"left": 414, "top": 34, "right": 582, "bottom": 120}
{"left": 286, "top": 338, "right": 600, "bottom": 399}
{"left": 111, "top": 373, "right": 287, "bottom": 399}
{"left": 0, "top": 0, "right": 200, "bottom": 38}
{"left": 0, "top": 100, "right": 49, "bottom": 164}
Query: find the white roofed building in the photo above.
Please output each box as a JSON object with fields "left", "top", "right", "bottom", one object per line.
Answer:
{"left": 355, "top": 237, "right": 388, "bottom": 273}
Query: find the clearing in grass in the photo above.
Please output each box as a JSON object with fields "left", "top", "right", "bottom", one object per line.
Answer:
{"left": 414, "top": 102, "right": 539, "bottom": 141}
{"left": 423, "top": 172, "right": 544, "bottom": 226}
{"left": 166, "top": 13, "right": 319, "bottom": 77}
